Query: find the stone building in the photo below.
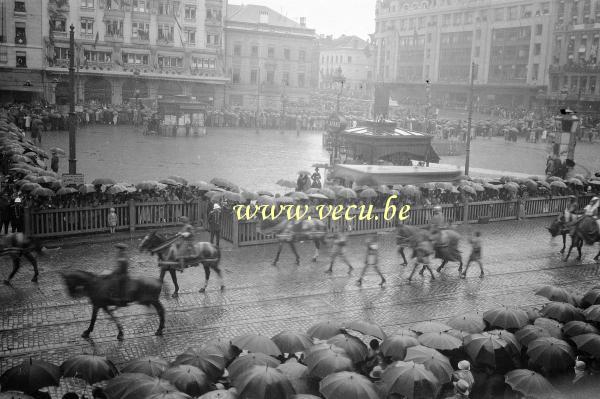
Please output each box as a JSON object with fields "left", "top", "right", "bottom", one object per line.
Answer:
{"left": 319, "top": 35, "right": 374, "bottom": 95}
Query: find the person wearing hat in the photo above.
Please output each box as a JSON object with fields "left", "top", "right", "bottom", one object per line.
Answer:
{"left": 448, "top": 379, "right": 470, "bottom": 399}
{"left": 107, "top": 208, "right": 117, "bottom": 234}
{"left": 208, "top": 203, "right": 222, "bottom": 247}
{"left": 112, "top": 244, "right": 129, "bottom": 304}
{"left": 50, "top": 150, "right": 59, "bottom": 173}
{"left": 452, "top": 360, "right": 475, "bottom": 389}
{"left": 175, "top": 216, "right": 196, "bottom": 262}
{"left": 564, "top": 195, "right": 579, "bottom": 224}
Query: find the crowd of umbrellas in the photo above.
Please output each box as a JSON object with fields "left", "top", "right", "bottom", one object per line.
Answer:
{"left": 4, "top": 284, "right": 600, "bottom": 399}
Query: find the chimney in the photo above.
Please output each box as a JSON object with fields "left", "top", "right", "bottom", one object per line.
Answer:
{"left": 300, "top": 17, "right": 306, "bottom": 27}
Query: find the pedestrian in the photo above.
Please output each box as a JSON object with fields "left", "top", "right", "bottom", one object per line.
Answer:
{"left": 9, "top": 195, "right": 24, "bottom": 232}
{"left": 111, "top": 243, "right": 129, "bottom": 304}
{"left": 408, "top": 239, "right": 435, "bottom": 281}
{"left": 462, "top": 231, "right": 483, "bottom": 278}
{"left": 112, "top": 109, "right": 118, "bottom": 125}
{"left": 0, "top": 191, "right": 10, "bottom": 234}
{"left": 357, "top": 234, "right": 386, "bottom": 286}
{"left": 51, "top": 151, "right": 59, "bottom": 173}
{"left": 446, "top": 379, "right": 470, "bottom": 399}
{"left": 326, "top": 222, "right": 353, "bottom": 274}
{"left": 209, "top": 203, "right": 222, "bottom": 247}
{"left": 107, "top": 207, "right": 117, "bottom": 234}
{"left": 452, "top": 360, "right": 475, "bottom": 389}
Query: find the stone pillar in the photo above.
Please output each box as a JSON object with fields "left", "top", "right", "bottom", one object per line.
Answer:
{"left": 111, "top": 79, "right": 123, "bottom": 105}
{"left": 213, "top": 84, "right": 224, "bottom": 109}
{"left": 147, "top": 80, "right": 159, "bottom": 99}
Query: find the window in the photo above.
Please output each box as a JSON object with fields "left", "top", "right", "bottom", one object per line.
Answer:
{"left": 132, "top": 22, "right": 150, "bottom": 40}
{"left": 206, "top": 8, "right": 222, "bottom": 20}
{"left": 464, "top": 12, "right": 473, "bottom": 24}
{"left": 453, "top": 13, "right": 461, "bottom": 26}
{"left": 0, "top": 47, "right": 7, "bottom": 62}
{"left": 184, "top": 29, "right": 196, "bottom": 44}
{"left": 268, "top": 47, "right": 275, "bottom": 58}
{"left": 184, "top": 5, "right": 196, "bottom": 20}
{"left": 158, "top": 24, "right": 174, "bottom": 42}
{"left": 191, "top": 57, "right": 215, "bottom": 69}
{"left": 14, "top": 1, "right": 25, "bottom": 12}
{"left": 158, "top": 55, "right": 183, "bottom": 67}
{"left": 536, "top": 24, "right": 543, "bottom": 35}
{"left": 299, "top": 50, "right": 306, "bottom": 62}
{"left": 266, "top": 70, "right": 274, "bottom": 84}
{"left": 494, "top": 8, "right": 504, "bottom": 21}
{"left": 206, "top": 33, "right": 220, "bottom": 45}
{"left": 83, "top": 50, "right": 111, "bottom": 63}
{"left": 80, "top": 18, "right": 94, "bottom": 38}
{"left": 534, "top": 43, "right": 541, "bottom": 55}
{"left": 250, "top": 69, "right": 258, "bottom": 84}
{"left": 158, "top": 1, "right": 172, "bottom": 15}
{"left": 532, "top": 64, "right": 539, "bottom": 80}
{"left": 230, "top": 68, "right": 240, "bottom": 83}
{"left": 132, "top": 0, "right": 146, "bottom": 12}
{"left": 347, "top": 56, "right": 352, "bottom": 63}
{"left": 507, "top": 6, "right": 517, "bottom": 20}
{"left": 51, "top": 19, "right": 66, "bottom": 32}
{"left": 282, "top": 71, "right": 289, "bottom": 85}
{"left": 251, "top": 45, "right": 258, "bottom": 57}
{"left": 54, "top": 47, "right": 69, "bottom": 60}
{"left": 123, "top": 53, "right": 149, "bottom": 65}
{"left": 284, "top": 48, "right": 290, "bottom": 60}
{"left": 105, "top": 20, "right": 123, "bottom": 37}
{"left": 442, "top": 14, "right": 451, "bottom": 26}
{"left": 15, "top": 23, "right": 26, "bottom": 45}
{"left": 475, "top": 46, "right": 480, "bottom": 57}
{"left": 298, "top": 73, "right": 305, "bottom": 88}
{"left": 233, "top": 44, "right": 242, "bottom": 56}
{"left": 80, "top": 0, "right": 93, "bottom": 9}
{"left": 16, "top": 51, "right": 26, "bottom": 67}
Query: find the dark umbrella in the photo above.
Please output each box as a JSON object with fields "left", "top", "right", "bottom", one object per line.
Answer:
{"left": 79, "top": 183, "right": 96, "bottom": 194}
{"left": 540, "top": 302, "right": 584, "bottom": 323}
{"left": 572, "top": 333, "right": 600, "bottom": 357}
{"left": 0, "top": 359, "right": 60, "bottom": 393}
{"left": 447, "top": 313, "right": 486, "bottom": 334}
{"left": 583, "top": 305, "right": 600, "bottom": 322}
{"left": 147, "top": 392, "right": 191, "bottom": 399}
{"left": 272, "top": 331, "right": 314, "bottom": 354}
{"left": 232, "top": 334, "right": 282, "bottom": 357}
{"left": 505, "top": 369, "right": 557, "bottom": 399}
{"left": 20, "top": 182, "right": 41, "bottom": 192}
{"left": 344, "top": 320, "right": 386, "bottom": 339}
{"left": 307, "top": 320, "right": 344, "bottom": 340}
{"left": 563, "top": 321, "right": 599, "bottom": 338}
{"left": 418, "top": 332, "right": 462, "bottom": 351}
{"left": 232, "top": 366, "right": 295, "bottom": 399}
{"left": 162, "top": 365, "right": 210, "bottom": 397}
{"left": 463, "top": 333, "right": 516, "bottom": 368}
{"left": 104, "top": 373, "right": 177, "bottom": 399}
{"left": 56, "top": 187, "right": 78, "bottom": 196}
{"left": 277, "top": 360, "right": 316, "bottom": 396}
{"left": 60, "top": 355, "right": 119, "bottom": 385}
{"left": 319, "top": 371, "right": 379, "bottom": 399}
{"left": 527, "top": 337, "right": 575, "bottom": 372}
{"left": 31, "top": 187, "right": 55, "bottom": 197}
{"left": 121, "top": 356, "right": 169, "bottom": 377}
{"left": 404, "top": 345, "right": 453, "bottom": 385}
{"left": 380, "top": 361, "right": 440, "bottom": 399}
{"left": 380, "top": 334, "right": 420, "bottom": 360}
{"left": 227, "top": 353, "right": 281, "bottom": 379}
{"left": 159, "top": 178, "right": 180, "bottom": 186}
{"left": 201, "top": 338, "right": 239, "bottom": 365}
{"left": 198, "top": 390, "right": 236, "bottom": 399}
{"left": 515, "top": 326, "right": 552, "bottom": 347}
{"left": 167, "top": 175, "right": 188, "bottom": 185}
{"left": 410, "top": 321, "right": 451, "bottom": 334}
{"left": 326, "top": 334, "right": 369, "bottom": 363}
{"left": 535, "top": 286, "right": 578, "bottom": 306}
{"left": 305, "top": 344, "right": 354, "bottom": 379}
{"left": 483, "top": 307, "right": 529, "bottom": 330}
{"left": 581, "top": 288, "right": 600, "bottom": 307}
{"left": 534, "top": 318, "right": 564, "bottom": 339}
{"left": 92, "top": 178, "right": 116, "bottom": 185}
{"left": 172, "top": 347, "right": 225, "bottom": 382}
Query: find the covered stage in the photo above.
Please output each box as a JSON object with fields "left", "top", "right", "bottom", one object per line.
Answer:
{"left": 331, "top": 164, "right": 464, "bottom": 186}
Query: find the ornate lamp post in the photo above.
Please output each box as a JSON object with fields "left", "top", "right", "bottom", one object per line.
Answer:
{"left": 68, "top": 24, "right": 77, "bottom": 174}
{"left": 554, "top": 108, "right": 579, "bottom": 165}
{"left": 425, "top": 79, "right": 431, "bottom": 133}
{"left": 333, "top": 67, "right": 346, "bottom": 113}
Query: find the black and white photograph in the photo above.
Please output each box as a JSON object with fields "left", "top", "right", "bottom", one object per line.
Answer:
{"left": 1, "top": 0, "right": 600, "bottom": 398}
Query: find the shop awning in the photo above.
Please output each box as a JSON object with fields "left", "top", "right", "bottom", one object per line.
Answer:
{"left": 331, "top": 164, "right": 464, "bottom": 185}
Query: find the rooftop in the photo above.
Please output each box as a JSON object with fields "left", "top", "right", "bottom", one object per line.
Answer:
{"left": 227, "top": 3, "right": 308, "bottom": 29}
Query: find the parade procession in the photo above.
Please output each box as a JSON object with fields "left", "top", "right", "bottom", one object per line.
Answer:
{"left": 3, "top": 0, "right": 600, "bottom": 398}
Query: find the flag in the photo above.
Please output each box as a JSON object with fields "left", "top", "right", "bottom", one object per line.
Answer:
{"left": 172, "top": 14, "right": 185, "bottom": 47}
{"left": 93, "top": 32, "right": 99, "bottom": 48}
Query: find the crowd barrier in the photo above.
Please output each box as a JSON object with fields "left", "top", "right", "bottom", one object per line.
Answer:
{"left": 23, "top": 195, "right": 593, "bottom": 245}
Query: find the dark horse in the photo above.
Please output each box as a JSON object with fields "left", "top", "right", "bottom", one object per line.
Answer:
{"left": 548, "top": 215, "right": 583, "bottom": 258}
{"left": 549, "top": 216, "right": 600, "bottom": 262}
{"left": 259, "top": 218, "right": 328, "bottom": 266}
{"left": 61, "top": 270, "right": 165, "bottom": 340}
{"left": 139, "top": 231, "right": 222, "bottom": 297}
{"left": 396, "top": 225, "right": 463, "bottom": 274}
{"left": 1, "top": 232, "right": 44, "bottom": 285}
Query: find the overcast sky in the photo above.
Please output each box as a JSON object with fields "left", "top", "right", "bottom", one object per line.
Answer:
{"left": 231, "top": 0, "right": 375, "bottom": 40}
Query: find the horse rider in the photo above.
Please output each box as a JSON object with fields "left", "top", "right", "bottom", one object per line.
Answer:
{"left": 113, "top": 243, "right": 129, "bottom": 304}
{"left": 175, "top": 216, "right": 196, "bottom": 262}
{"left": 584, "top": 197, "right": 600, "bottom": 231}
{"left": 563, "top": 195, "right": 579, "bottom": 224}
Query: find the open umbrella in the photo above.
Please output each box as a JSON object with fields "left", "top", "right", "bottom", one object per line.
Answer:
{"left": 233, "top": 366, "right": 295, "bottom": 399}
{"left": 527, "top": 337, "right": 575, "bottom": 372}
{"left": 583, "top": 305, "right": 600, "bottom": 322}
{"left": 210, "top": 177, "right": 238, "bottom": 191}
{"left": 227, "top": 353, "right": 280, "bottom": 379}
{"left": 0, "top": 393, "right": 35, "bottom": 399}
{"left": 276, "top": 196, "right": 295, "bottom": 204}
{"left": 319, "top": 188, "right": 336, "bottom": 199}
{"left": 241, "top": 191, "right": 259, "bottom": 201}
{"left": 533, "top": 318, "right": 564, "bottom": 339}
{"left": 308, "top": 193, "right": 328, "bottom": 200}
{"left": 224, "top": 191, "right": 243, "bottom": 202}
{"left": 50, "top": 147, "right": 65, "bottom": 155}
{"left": 168, "top": 175, "right": 188, "bottom": 185}
{"left": 0, "top": 359, "right": 60, "bottom": 393}
{"left": 232, "top": 334, "right": 281, "bottom": 357}
{"left": 257, "top": 195, "right": 276, "bottom": 206}
{"left": 162, "top": 365, "right": 210, "bottom": 397}
{"left": 380, "top": 361, "right": 440, "bottom": 399}
{"left": 535, "top": 286, "right": 578, "bottom": 306}
{"left": 159, "top": 178, "right": 180, "bottom": 186}
{"left": 418, "top": 332, "right": 462, "bottom": 351}
{"left": 78, "top": 184, "right": 96, "bottom": 194}
{"left": 540, "top": 301, "right": 584, "bottom": 323}
{"left": 572, "top": 333, "right": 600, "bottom": 357}
{"left": 319, "top": 372, "right": 379, "bottom": 399}
{"left": 358, "top": 188, "right": 377, "bottom": 199}
{"left": 447, "top": 313, "right": 486, "bottom": 334}
{"left": 483, "top": 307, "right": 529, "bottom": 330}
{"left": 336, "top": 188, "right": 357, "bottom": 200}
{"left": 272, "top": 331, "right": 314, "bottom": 354}
{"left": 147, "top": 392, "right": 191, "bottom": 399}
{"left": 463, "top": 333, "right": 516, "bottom": 368}
{"left": 411, "top": 321, "right": 451, "bottom": 334}
{"left": 505, "top": 369, "right": 556, "bottom": 399}
{"left": 326, "top": 334, "right": 368, "bottom": 363}
{"left": 191, "top": 182, "right": 215, "bottom": 191}
{"left": 121, "top": 356, "right": 169, "bottom": 377}
{"left": 20, "top": 182, "right": 41, "bottom": 192}
{"left": 307, "top": 320, "right": 344, "bottom": 340}
{"left": 460, "top": 185, "right": 477, "bottom": 195}
{"left": 289, "top": 192, "right": 309, "bottom": 201}
{"left": 202, "top": 338, "right": 239, "bottom": 365}
{"left": 106, "top": 184, "right": 128, "bottom": 195}
{"left": 92, "top": 177, "right": 116, "bottom": 185}
{"left": 550, "top": 180, "right": 567, "bottom": 189}
{"left": 56, "top": 187, "right": 78, "bottom": 196}
{"left": 277, "top": 360, "right": 315, "bottom": 395}
{"left": 104, "top": 373, "right": 177, "bottom": 399}
{"left": 305, "top": 344, "right": 354, "bottom": 379}
{"left": 380, "top": 334, "right": 419, "bottom": 361}
{"left": 136, "top": 181, "right": 159, "bottom": 191}
{"left": 581, "top": 288, "right": 600, "bottom": 307}
{"left": 567, "top": 177, "right": 583, "bottom": 186}
{"left": 198, "top": 390, "right": 236, "bottom": 399}
{"left": 257, "top": 190, "right": 274, "bottom": 197}
{"left": 31, "top": 187, "right": 55, "bottom": 197}
{"left": 404, "top": 345, "right": 453, "bottom": 385}
{"left": 515, "top": 326, "right": 552, "bottom": 347}
{"left": 563, "top": 321, "right": 599, "bottom": 338}
{"left": 344, "top": 320, "right": 386, "bottom": 340}
{"left": 172, "top": 347, "right": 225, "bottom": 382}
{"left": 60, "top": 355, "right": 119, "bottom": 385}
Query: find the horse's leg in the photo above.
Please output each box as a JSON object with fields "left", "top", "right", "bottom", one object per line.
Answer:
{"left": 564, "top": 239, "right": 574, "bottom": 261}
{"left": 169, "top": 270, "right": 179, "bottom": 298}
{"left": 408, "top": 263, "right": 420, "bottom": 281}
{"left": 103, "top": 306, "right": 124, "bottom": 341}
{"left": 82, "top": 306, "right": 99, "bottom": 338}
{"left": 290, "top": 242, "right": 300, "bottom": 265}
{"left": 577, "top": 240, "right": 583, "bottom": 261}
{"left": 436, "top": 259, "right": 448, "bottom": 273}
{"left": 594, "top": 246, "right": 600, "bottom": 262}
{"left": 312, "top": 240, "right": 320, "bottom": 262}
{"left": 560, "top": 233, "right": 566, "bottom": 254}
{"left": 3, "top": 258, "right": 22, "bottom": 285}
{"left": 399, "top": 247, "right": 408, "bottom": 266}
{"left": 199, "top": 264, "right": 210, "bottom": 293}
{"left": 272, "top": 242, "right": 283, "bottom": 266}
{"left": 457, "top": 258, "right": 464, "bottom": 274}
{"left": 159, "top": 267, "right": 167, "bottom": 283}
{"left": 24, "top": 252, "right": 38, "bottom": 282}
{"left": 213, "top": 264, "right": 225, "bottom": 291}
{"left": 152, "top": 301, "right": 165, "bottom": 336}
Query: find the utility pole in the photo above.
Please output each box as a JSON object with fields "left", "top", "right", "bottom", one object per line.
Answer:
{"left": 464, "top": 62, "right": 476, "bottom": 176}
{"left": 425, "top": 80, "right": 431, "bottom": 133}
{"left": 68, "top": 24, "right": 77, "bottom": 174}
{"left": 256, "top": 65, "right": 260, "bottom": 133}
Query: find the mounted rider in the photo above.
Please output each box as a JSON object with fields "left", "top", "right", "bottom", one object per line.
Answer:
{"left": 172, "top": 216, "right": 197, "bottom": 265}
{"left": 584, "top": 197, "right": 600, "bottom": 232}
{"left": 113, "top": 243, "right": 129, "bottom": 304}
{"left": 563, "top": 195, "right": 579, "bottom": 224}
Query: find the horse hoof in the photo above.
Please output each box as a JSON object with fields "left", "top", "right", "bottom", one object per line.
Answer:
{"left": 401, "top": 262, "right": 407, "bottom": 266}
{"left": 271, "top": 262, "right": 277, "bottom": 267}
{"left": 436, "top": 267, "right": 442, "bottom": 273}
{"left": 199, "top": 288, "right": 206, "bottom": 293}
{"left": 171, "top": 293, "right": 179, "bottom": 298}
{"left": 155, "top": 329, "right": 163, "bottom": 336}
{"left": 81, "top": 331, "right": 90, "bottom": 339}
{"left": 3, "top": 280, "right": 10, "bottom": 286}
{"left": 560, "top": 250, "right": 565, "bottom": 254}
{"left": 31, "top": 276, "right": 38, "bottom": 283}
{"left": 117, "top": 333, "right": 124, "bottom": 341}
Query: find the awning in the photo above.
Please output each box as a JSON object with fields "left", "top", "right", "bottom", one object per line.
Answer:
{"left": 331, "top": 164, "right": 464, "bottom": 185}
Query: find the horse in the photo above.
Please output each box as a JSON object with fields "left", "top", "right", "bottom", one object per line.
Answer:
{"left": 557, "top": 216, "right": 600, "bottom": 262}
{"left": 547, "top": 215, "right": 583, "bottom": 257}
{"left": 259, "top": 218, "right": 328, "bottom": 266}
{"left": 396, "top": 225, "right": 463, "bottom": 274}
{"left": 61, "top": 270, "right": 165, "bottom": 340}
{"left": 396, "top": 224, "right": 429, "bottom": 266}
{"left": 139, "top": 231, "right": 223, "bottom": 297}
{"left": 1, "top": 232, "right": 44, "bottom": 285}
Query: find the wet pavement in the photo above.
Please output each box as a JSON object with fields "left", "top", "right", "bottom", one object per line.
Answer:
{"left": 1, "top": 217, "right": 599, "bottom": 384}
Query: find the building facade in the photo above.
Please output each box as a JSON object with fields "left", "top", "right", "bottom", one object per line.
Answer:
{"left": 39, "top": 0, "right": 227, "bottom": 106}
{"left": 374, "top": 0, "right": 554, "bottom": 108}
{"left": 547, "top": 0, "right": 600, "bottom": 111}
{"left": 0, "top": 0, "right": 47, "bottom": 102}
{"left": 223, "top": 4, "right": 316, "bottom": 110}
{"left": 318, "top": 35, "right": 374, "bottom": 95}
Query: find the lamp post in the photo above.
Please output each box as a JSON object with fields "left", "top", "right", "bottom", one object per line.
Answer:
{"left": 425, "top": 79, "right": 431, "bottom": 133}
{"left": 554, "top": 108, "right": 579, "bottom": 165}
{"left": 464, "top": 62, "right": 477, "bottom": 176}
{"left": 68, "top": 24, "right": 77, "bottom": 174}
{"left": 333, "top": 67, "right": 345, "bottom": 114}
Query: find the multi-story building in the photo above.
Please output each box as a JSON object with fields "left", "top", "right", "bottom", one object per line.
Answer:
{"left": 547, "top": 0, "right": 600, "bottom": 110}
{"left": 318, "top": 35, "right": 374, "bottom": 95}
{"left": 223, "top": 4, "right": 316, "bottom": 109}
{"left": 374, "top": 0, "right": 554, "bottom": 109}
{"left": 0, "top": 0, "right": 47, "bottom": 102}
{"left": 42, "top": 0, "right": 227, "bottom": 106}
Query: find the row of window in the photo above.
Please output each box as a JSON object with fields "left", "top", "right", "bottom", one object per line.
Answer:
{"left": 232, "top": 44, "right": 307, "bottom": 61}
{"left": 0, "top": 50, "right": 28, "bottom": 67}
{"left": 89, "top": 0, "right": 222, "bottom": 21}
{"left": 556, "top": 0, "right": 600, "bottom": 24}
{"left": 551, "top": 74, "right": 598, "bottom": 94}
{"left": 321, "top": 54, "right": 353, "bottom": 64}
{"left": 231, "top": 69, "right": 306, "bottom": 87}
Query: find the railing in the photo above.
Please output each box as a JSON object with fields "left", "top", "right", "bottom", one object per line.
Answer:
{"left": 23, "top": 196, "right": 594, "bottom": 243}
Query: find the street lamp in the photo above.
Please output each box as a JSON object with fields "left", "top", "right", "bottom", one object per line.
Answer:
{"left": 425, "top": 80, "right": 431, "bottom": 133}
{"left": 68, "top": 23, "right": 77, "bottom": 174}
{"left": 333, "top": 67, "right": 345, "bottom": 114}
{"left": 554, "top": 108, "right": 579, "bottom": 164}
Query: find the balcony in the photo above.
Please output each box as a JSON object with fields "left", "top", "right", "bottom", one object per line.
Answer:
{"left": 104, "top": 33, "right": 124, "bottom": 42}
{"left": 549, "top": 63, "right": 600, "bottom": 74}
{"left": 205, "top": 17, "right": 222, "bottom": 26}
{"left": 104, "top": 8, "right": 125, "bottom": 18}
{"left": 157, "top": 36, "right": 174, "bottom": 45}
{"left": 80, "top": 32, "right": 94, "bottom": 41}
